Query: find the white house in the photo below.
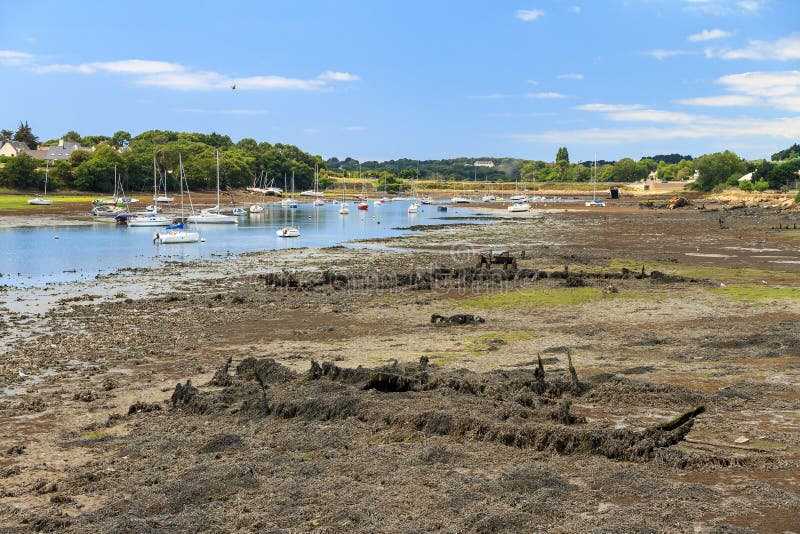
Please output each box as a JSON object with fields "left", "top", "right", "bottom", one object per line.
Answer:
{"left": 0, "top": 140, "right": 35, "bottom": 157}
{"left": 474, "top": 160, "right": 495, "bottom": 168}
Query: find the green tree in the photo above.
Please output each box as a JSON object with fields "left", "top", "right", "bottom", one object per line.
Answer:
{"left": 111, "top": 130, "right": 131, "bottom": 148}
{"left": 13, "top": 121, "right": 39, "bottom": 149}
{"left": 555, "top": 147, "right": 569, "bottom": 178}
{"left": 73, "top": 158, "right": 118, "bottom": 191}
{"left": 1, "top": 153, "right": 41, "bottom": 188}
{"left": 0, "top": 129, "right": 12, "bottom": 142}
{"left": 49, "top": 160, "right": 73, "bottom": 188}
{"left": 692, "top": 151, "right": 747, "bottom": 192}
{"left": 69, "top": 150, "right": 92, "bottom": 167}
{"left": 63, "top": 131, "right": 82, "bottom": 143}
{"left": 611, "top": 158, "right": 647, "bottom": 182}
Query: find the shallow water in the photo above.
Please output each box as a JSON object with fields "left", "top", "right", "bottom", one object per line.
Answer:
{"left": 0, "top": 202, "right": 481, "bottom": 287}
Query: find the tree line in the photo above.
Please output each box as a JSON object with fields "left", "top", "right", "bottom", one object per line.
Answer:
{"left": 1, "top": 122, "right": 798, "bottom": 193}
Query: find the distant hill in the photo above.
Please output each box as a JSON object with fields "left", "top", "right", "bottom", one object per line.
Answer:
{"left": 640, "top": 154, "right": 693, "bottom": 164}
{"left": 325, "top": 157, "right": 525, "bottom": 181}
{"left": 771, "top": 143, "right": 800, "bottom": 161}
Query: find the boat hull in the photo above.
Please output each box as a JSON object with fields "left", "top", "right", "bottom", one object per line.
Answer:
{"left": 155, "top": 231, "right": 199, "bottom": 244}
{"left": 186, "top": 214, "right": 237, "bottom": 224}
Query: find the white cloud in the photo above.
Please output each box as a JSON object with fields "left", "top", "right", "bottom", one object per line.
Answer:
{"left": 569, "top": 5, "right": 581, "bottom": 14}
{"left": 303, "top": 128, "right": 321, "bottom": 135}
{"left": 677, "top": 94, "right": 760, "bottom": 106}
{"left": 683, "top": 0, "right": 763, "bottom": 15}
{"left": 607, "top": 109, "right": 700, "bottom": 124}
{"left": 737, "top": 1, "right": 762, "bottom": 12}
{"left": 511, "top": 116, "right": 800, "bottom": 145}
{"left": 645, "top": 49, "right": 696, "bottom": 60}
{"left": 557, "top": 73, "right": 584, "bottom": 80}
{"left": 516, "top": 9, "right": 545, "bottom": 21}
{"left": 343, "top": 126, "right": 367, "bottom": 132}
{"left": 176, "top": 108, "right": 270, "bottom": 115}
{"left": 318, "top": 71, "right": 360, "bottom": 82}
{"left": 688, "top": 29, "right": 732, "bottom": 42}
{"left": 467, "top": 93, "right": 515, "bottom": 100}
{"left": 527, "top": 91, "right": 568, "bottom": 99}
{"left": 9, "top": 51, "right": 358, "bottom": 92}
{"left": 0, "top": 50, "right": 34, "bottom": 67}
{"left": 717, "top": 70, "right": 800, "bottom": 97}
{"left": 526, "top": 79, "right": 540, "bottom": 85}
{"left": 717, "top": 34, "right": 800, "bottom": 61}
{"left": 575, "top": 103, "right": 645, "bottom": 112}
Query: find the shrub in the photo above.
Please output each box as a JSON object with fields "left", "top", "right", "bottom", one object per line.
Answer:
{"left": 753, "top": 179, "right": 769, "bottom": 192}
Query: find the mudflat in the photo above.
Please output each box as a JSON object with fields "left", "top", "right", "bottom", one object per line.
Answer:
{"left": 1, "top": 198, "right": 799, "bottom": 532}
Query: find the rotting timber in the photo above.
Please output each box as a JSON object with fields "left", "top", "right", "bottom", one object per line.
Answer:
{"left": 168, "top": 356, "right": 714, "bottom": 466}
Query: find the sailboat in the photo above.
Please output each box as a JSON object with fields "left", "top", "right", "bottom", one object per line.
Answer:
{"left": 407, "top": 165, "right": 420, "bottom": 213}
{"left": 155, "top": 153, "right": 200, "bottom": 244}
{"left": 481, "top": 172, "right": 495, "bottom": 202}
{"left": 249, "top": 172, "right": 265, "bottom": 214}
{"left": 130, "top": 158, "right": 172, "bottom": 226}
{"left": 277, "top": 172, "right": 301, "bottom": 237}
{"left": 187, "top": 151, "right": 237, "bottom": 224}
{"left": 451, "top": 171, "right": 472, "bottom": 203}
{"left": 507, "top": 174, "right": 530, "bottom": 212}
{"left": 339, "top": 177, "right": 350, "bottom": 214}
{"left": 280, "top": 172, "right": 298, "bottom": 208}
{"left": 585, "top": 158, "right": 606, "bottom": 207}
{"left": 357, "top": 164, "right": 369, "bottom": 211}
{"left": 312, "top": 164, "right": 325, "bottom": 206}
{"left": 28, "top": 162, "right": 53, "bottom": 205}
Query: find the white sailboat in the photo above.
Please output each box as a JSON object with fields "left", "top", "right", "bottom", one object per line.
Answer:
{"left": 130, "top": 157, "right": 172, "bottom": 226}
{"left": 155, "top": 154, "right": 200, "bottom": 244}
{"left": 28, "top": 162, "right": 53, "bottom": 205}
{"left": 313, "top": 164, "right": 325, "bottom": 206}
{"left": 278, "top": 172, "right": 300, "bottom": 237}
{"left": 280, "top": 172, "right": 299, "bottom": 208}
{"left": 187, "top": 151, "right": 238, "bottom": 224}
{"left": 339, "top": 177, "right": 350, "bottom": 214}
{"left": 407, "top": 165, "right": 420, "bottom": 213}
{"left": 585, "top": 158, "right": 606, "bottom": 207}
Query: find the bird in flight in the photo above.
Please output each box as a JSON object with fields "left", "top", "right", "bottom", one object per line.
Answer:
{"left": 231, "top": 84, "right": 236, "bottom": 90}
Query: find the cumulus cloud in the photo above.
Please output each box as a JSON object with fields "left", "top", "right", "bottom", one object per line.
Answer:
{"left": 343, "top": 126, "right": 367, "bottom": 132}
{"left": 683, "top": 0, "right": 763, "bottom": 15}
{"left": 557, "top": 73, "right": 584, "bottom": 80}
{"left": 688, "top": 29, "right": 732, "bottom": 42}
{"left": 516, "top": 9, "right": 545, "bottom": 21}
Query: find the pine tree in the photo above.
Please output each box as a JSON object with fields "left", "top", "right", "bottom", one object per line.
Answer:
{"left": 13, "top": 121, "right": 40, "bottom": 150}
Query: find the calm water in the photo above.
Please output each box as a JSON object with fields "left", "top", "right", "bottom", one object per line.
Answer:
{"left": 0, "top": 201, "right": 481, "bottom": 288}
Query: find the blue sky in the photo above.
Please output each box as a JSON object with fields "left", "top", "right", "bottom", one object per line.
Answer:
{"left": 1, "top": 0, "right": 799, "bottom": 162}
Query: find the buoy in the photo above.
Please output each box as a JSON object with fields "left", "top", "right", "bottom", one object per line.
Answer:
{"left": 54, "top": 236, "right": 59, "bottom": 239}
{"left": 201, "top": 237, "right": 206, "bottom": 242}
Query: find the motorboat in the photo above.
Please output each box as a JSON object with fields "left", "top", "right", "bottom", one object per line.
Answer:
{"left": 249, "top": 204, "right": 264, "bottom": 214}
{"left": 407, "top": 202, "right": 420, "bottom": 213}
{"left": 452, "top": 197, "right": 471, "bottom": 203}
{"left": 339, "top": 203, "right": 349, "bottom": 214}
{"left": 420, "top": 196, "right": 433, "bottom": 205}
{"left": 482, "top": 194, "right": 496, "bottom": 202}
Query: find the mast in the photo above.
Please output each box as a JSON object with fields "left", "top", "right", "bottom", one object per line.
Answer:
{"left": 216, "top": 150, "right": 221, "bottom": 209}
{"left": 179, "top": 153, "right": 185, "bottom": 219}
{"left": 44, "top": 161, "right": 49, "bottom": 197}
{"left": 153, "top": 156, "right": 158, "bottom": 206}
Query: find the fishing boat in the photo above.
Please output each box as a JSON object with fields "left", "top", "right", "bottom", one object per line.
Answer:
{"left": 28, "top": 162, "right": 53, "bottom": 205}
{"left": 187, "top": 151, "right": 237, "bottom": 224}
{"left": 585, "top": 158, "right": 606, "bottom": 207}
{"left": 155, "top": 153, "right": 199, "bottom": 244}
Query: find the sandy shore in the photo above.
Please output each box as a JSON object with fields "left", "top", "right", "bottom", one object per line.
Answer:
{"left": 1, "top": 200, "right": 799, "bottom": 531}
